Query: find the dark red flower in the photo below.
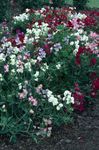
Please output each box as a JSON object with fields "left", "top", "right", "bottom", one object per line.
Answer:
{"left": 75, "top": 47, "right": 86, "bottom": 65}
{"left": 90, "top": 90, "right": 96, "bottom": 98}
{"left": 84, "top": 16, "right": 96, "bottom": 26}
{"left": 90, "top": 58, "right": 97, "bottom": 66}
{"left": 44, "top": 44, "right": 51, "bottom": 55}
{"left": 90, "top": 72, "right": 97, "bottom": 80}
{"left": 67, "top": 21, "right": 73, "bottom": 28}
{"left": 92, "top": 78, "right": 99, "bottom": 91}
{"left": 73, "top": 91, "right": 85, "bottom": 111}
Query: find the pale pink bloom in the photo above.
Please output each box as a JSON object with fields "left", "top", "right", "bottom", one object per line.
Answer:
{"left": 28, "top": 96, "right": 38, "bottom": 106}
{"left": 88, "top": 43, "right": 98, "bottom": 51}
{"left": 90, "top": 32, "right": 98, "bottom": 38}
{"left": 19, "top": 92, "right": 25, "bottom": 99}
{"left": 77, "top": 35, "right": 81, "bottom": 40}
{"left": 19, "top": 89, "right": 28, "bottom": 99}
{"left": 71, "top": 18, "right": 79, "bottom": 30}
{"left": 36, "top": 84, "right": 43, "bottom": 93}
{"left": 4, "top": 64, "right": 9, "bottom": 72}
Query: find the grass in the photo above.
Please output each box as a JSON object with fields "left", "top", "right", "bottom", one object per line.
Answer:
{"left": 66, "top": 0, "right": 99, "bottom": 8}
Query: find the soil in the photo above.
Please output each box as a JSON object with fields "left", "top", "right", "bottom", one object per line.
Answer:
{"left": 0, "top": 99, "right": 99, "bottom": 150}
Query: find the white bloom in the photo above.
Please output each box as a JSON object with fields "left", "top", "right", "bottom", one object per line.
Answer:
{"left": 34, "top": 71, "right": 39, "bottom": 78}
{"left": 63, "top": 90, "right": 74, "bottom": 104}
{"left": 18, "top": 83, "right": 22, "bottom": 90}
{"left": 0, "top": 53, "right": 5, "bottom": 61}
{"left": 29, "top": 109, "right": 34, "bottom": 114}
{"left": 30, "top": 59, "right": 37, "bottom": 65}
{"left": 0, "top": 74, "right": 3, "bottom": 81}
{"left": 13, "top": 47, "right": 19, "bottom": 54}
{"left": 52, "top": 97, "right": 58, "bottom": 106}
{"left": 48, "top": 95, "right": 54, "bottom": 102}
{"left": 41, "top": 63, "right": 49, "bottom": 72}
{"left": 64, "top": 90, "right": 71, "bottom": 97}
{"left": 56, "top": 103, "right": 63, "bottom": 110}
{"left": 56, "top": 63, "right": 61, "bottom": 69}
{"left": 24, "top": 62, "right": 32, "bottom": 72}
{"left": 2, "top": 105, "right": 5, "bottom": 109}
{"left": 70, "top": 41, "right": 74, "bottom": 45}
{"left": 47, "top": 90, "right": 53, "bottom": 98}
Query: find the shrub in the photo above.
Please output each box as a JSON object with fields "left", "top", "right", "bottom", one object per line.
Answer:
{"left": 73, "top": 0, "right": 88, "bottom": 10}
{"left": 0, "top": 7, "right": 99, "bottom": 142}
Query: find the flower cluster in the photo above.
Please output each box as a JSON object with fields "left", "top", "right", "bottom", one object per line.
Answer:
{"left": 0, "top": 6, "right": 98, "bottom": 141}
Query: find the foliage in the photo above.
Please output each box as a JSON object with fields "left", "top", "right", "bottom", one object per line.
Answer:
{"left": 73, "top": 0, "right": 89, "bottom": 10}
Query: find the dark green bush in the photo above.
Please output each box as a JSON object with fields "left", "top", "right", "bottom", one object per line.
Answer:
{"left": 0, "top": 0, "right": 11, "bottom": 22}
{"left": 73, "top": 0, "right": 88, "bottom": 10}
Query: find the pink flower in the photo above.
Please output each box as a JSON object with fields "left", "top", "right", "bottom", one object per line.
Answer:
{"left": 4, "top": 64, "right": 9, "bottom": 73}
{"left": 90, "top": 32, "right": 98, "bottom": 38}
{"left": 28, "top": 96, "right": 38, "bottom": 106}
{"left": 19, "top": 93, "right": 25, "bottom": 99}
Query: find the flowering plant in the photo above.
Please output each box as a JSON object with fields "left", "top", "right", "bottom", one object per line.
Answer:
{"left": 0, "top": 6, "right": 99, "bottom": 141}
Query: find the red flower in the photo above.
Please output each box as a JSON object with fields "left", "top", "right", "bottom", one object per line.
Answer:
{"left": 90, "top": 58, "right": 97, "bottom": 66}
{"left": 92, "top": 78, "right": 99, "bottom": 91}
{"left": 67, "top": 21, "right": 73, "bottom": 28}
{"left": 44, "top": 44, "right": 51, "bottom": 55}
{"left": 90, "top": 72, "right": 97, "bottom": 80}
{"left": 84, "top": 16, "right": 96, "bottom": 26}
{"left": 75, "top": 47, "right": 86, "bottom": 65}
{"left": 90, "top": 90, "right": 96, "bottom": 98}
{"left": 73, "top": 91, "right": 85, "bottom": 111}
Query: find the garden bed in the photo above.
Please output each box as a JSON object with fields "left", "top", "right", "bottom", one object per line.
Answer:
{"left": 0, "top": 6, "right": 99, "bottom": 148}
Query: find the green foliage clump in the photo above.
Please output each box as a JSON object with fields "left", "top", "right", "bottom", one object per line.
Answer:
{"left": 73, "top": 0, "right": 89, "bottom": 10}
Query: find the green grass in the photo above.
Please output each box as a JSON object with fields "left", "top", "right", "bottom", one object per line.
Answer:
{"left": 66, "top": 0, "right": 99, "bottom": 8}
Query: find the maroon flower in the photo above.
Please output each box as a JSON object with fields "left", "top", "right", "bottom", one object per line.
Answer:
{"left": 90, "top": 72, "right": 97, "bottom": 80}
{"left": 92, "top": 78, "right": 99, "bottom": 91}
{"left": 73, "top": 91, "right": 85, "bottom": 111}
{"left": 90, "top": 58, "right": 97, "bottom": 66}
{"left": 75, "top": 47, "right": 86, "bottom": 65}
{"left": 90, "top": 90, "right": 96, "bottom": 98}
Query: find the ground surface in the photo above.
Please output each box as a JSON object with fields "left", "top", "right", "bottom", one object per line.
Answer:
{"left": 0, "top": 99, "right": 99, "bottom": 150}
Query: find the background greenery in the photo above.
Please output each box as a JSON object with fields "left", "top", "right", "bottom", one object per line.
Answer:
{"left": 0, "top": 0, "right": 99, "bottom": 22}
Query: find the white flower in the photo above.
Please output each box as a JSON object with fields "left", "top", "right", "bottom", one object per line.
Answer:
{"left": 56, "top": 63, "right": 61, "bottom": 69}
{"left": 0, "top": 53, "right": 5, "bottom": 61}
{"left": 63, "top": 90, "right": 74, "bottom": 104}
{"left": 70, "top": 41, "right": 74, "bottom": 45}
{"left": 13, "top": 13, "right": 29, "bottom": 22}
{"left": 29, "top": 109, "right": 34, "bottom": 114}
{"left": 64, "top": 90, "right": 71, "bottom": 97}
{"left": 41, "top": 63, "right": 49, "bottom": 72}
{"left": 34, "top": 71, "right": 39, "bottom": 78}
{"left": 11, "top": 69, "right": 15, "bottom": 74}
{"left": 56, "top": 103, "right": 63, "bottom": 111}
{"left": 2, "top": 105, "right": 5, "bottom": 109}
{"left": 66, "top": 96, "right": 74, "bottom": 104}
{"left": 48, "top": 95, "right": 54, "bottom": 102}
{"left": 18, "top": 83, "right": 22, "bottom": 90}
{"left": 52, "top": 97, "right": 58, "bottom": 106}
{"left": 24, "top": 62, "right": 32, "bottom": 72}
{"left": 47, "top": 90, "right": 53, "bottom": 98}
{"left": 30, "top": 59, "right": 37, "bottom": 65}
{"left": 13, "top": 47, "right": 19, "bottom": 54}
{"left": 48, "top": 95, "right": 58, "bottom": 106}
{"left": 81, "top": 35, "right": 88, "bottom": 41}
{"left": 0, "top": 74, "right": 3, "bottom": 81}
